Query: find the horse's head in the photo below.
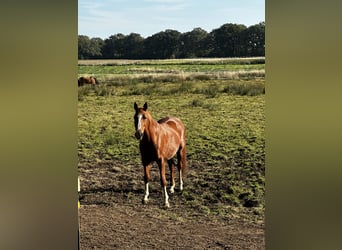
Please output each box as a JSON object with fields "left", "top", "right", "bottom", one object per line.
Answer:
{"left": 134, "top": 102, "right": 149, "bottom": 140}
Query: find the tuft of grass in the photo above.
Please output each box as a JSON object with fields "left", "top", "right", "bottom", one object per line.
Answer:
{"left": 198, "top": 84, "right": 221, "bottom": 98}
{"left": 190, "top": 99, "right": 204, "bottom": 107}
{"left": 223, "top": 81, "right": 265, "bottom": 96}
{"left": 78, "top": 85, "right": 93, "bottom": 101}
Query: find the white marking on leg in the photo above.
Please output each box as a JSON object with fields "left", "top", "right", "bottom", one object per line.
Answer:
{"left": 163, "top": 186, "right": 170, "bottom": 207}
{"left": 144, "top": 183, "right": 149, "bottom": 203}
{"left": 179, "top": 170, "right": 183, "bottom": 191}
{"left": 170, "top": 179, "right": 175, "bottom": 194}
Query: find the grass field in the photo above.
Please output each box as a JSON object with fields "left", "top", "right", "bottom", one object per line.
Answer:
{"left": 78, "top": 58, "right": 265, "bottom": 223}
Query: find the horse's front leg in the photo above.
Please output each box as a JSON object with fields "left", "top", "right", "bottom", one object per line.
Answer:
{"left": 158, "top": 158, "right": 169, "bottom": 208}
{"left": 143, "top": 164, "right": 151, "bottom": 204}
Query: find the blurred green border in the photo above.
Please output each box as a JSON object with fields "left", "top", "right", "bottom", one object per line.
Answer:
{"left": 267, "top": 1, "right": 342, "bottom": 249}
{"left": 0, "top": 1, "right": 77, "bottom": 249}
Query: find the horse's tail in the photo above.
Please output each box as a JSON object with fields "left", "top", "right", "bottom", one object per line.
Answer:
{"left": 178, "top": 124, "right": 188, "bottom": 178}
{"left": 181, "top": 143, "right": 188, "bottom": 178}
{"left": 180, "top": 123, "right": 188, "bottom": 178}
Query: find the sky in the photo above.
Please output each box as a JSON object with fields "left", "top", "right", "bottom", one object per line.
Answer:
{"left": 78, "top": 0, "right": 265, "bottom": 39}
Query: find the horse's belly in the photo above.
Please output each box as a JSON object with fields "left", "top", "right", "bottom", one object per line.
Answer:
{"left": 160, "top": 137, "right": 180, "bottom": 159}
{"left": 163, "top": 147, "right": 178, "bottom": 160}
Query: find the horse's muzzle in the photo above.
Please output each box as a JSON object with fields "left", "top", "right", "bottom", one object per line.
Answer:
{"left": 135, "top": 130, "right": 143, "bottom": 140}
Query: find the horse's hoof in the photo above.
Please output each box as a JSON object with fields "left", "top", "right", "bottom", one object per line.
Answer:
{"left": 142, "top": 199, "right": 148, "bottom": 205}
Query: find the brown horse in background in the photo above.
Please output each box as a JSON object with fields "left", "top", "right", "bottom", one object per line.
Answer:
{"left": 134, "top": 102, "right": 187, "bottom": 207}
{"left": 78, "top": 76, "right": 99, "bottom": 87}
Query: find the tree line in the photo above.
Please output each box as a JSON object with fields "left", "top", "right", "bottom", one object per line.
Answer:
{"left": 78, "top": 22, "right": 264, "bottom": 60}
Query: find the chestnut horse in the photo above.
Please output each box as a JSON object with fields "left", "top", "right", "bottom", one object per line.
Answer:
{"left": 134, "top": 102, "right": 187, "bottom": 207}
{"left": 78, "top": 76, "right": 99, "bottom": 87}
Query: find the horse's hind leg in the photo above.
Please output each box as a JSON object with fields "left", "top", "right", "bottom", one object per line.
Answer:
{"left": 158, "top": 158, "right": 170, "bottom": 207}
{"left": 168, "top": 159, "right": 176, "bottom": 194}
{"left": 177, "top": 146, "right": 187, "bottom": 192}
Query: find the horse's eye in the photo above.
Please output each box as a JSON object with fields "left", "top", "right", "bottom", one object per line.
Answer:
{"left": 142, "top": 115, "right": 146, "bottom": 119}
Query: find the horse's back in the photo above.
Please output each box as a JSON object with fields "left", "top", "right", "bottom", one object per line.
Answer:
{"left": 158, "top": 116, "right": 184, "bottom": 129}
{"left": 158, "top": 116, "right": 186, "bottom": 142}
{"left": 78, "top": 76, "right": 98, "bottom": 85}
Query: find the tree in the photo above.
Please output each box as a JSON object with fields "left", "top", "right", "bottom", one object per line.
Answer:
{"left": 209, "top": 23, "right": 247, "bottom": 57}
{"left": 78, "top": 22, "right": 265, "bottom": 59}
{"left": 89, "top": 37, "right": 104, "bottom": 58}
{"left": 179, "top": 28, "right": 208, "bottom": 58}
{"left": 123, "top": 33, "right": 144, "bottom": 59}
{"left": 78, "top": 35, "right": 91, "bottom": 59}
{"left": 78, "top": 35, "right": 104, "bottom": 59}
{"left": 243, "top": 22, "right": 265, "bottom": 56}
{"left": 102, "top": 33, "right": 126, "bottom": 59}
{"left": 143, "top": 29, "right": 181, "bottom": 59}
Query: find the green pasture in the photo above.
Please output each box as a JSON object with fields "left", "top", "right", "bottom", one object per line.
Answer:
{"left": 78, "top": 58, "right": 265, "bottom": 222}
{"left": 78, "top": 57, "right": 265, "bottom": 77}
{"left": 78, "top": 63, "right": 264, "bottom": 75}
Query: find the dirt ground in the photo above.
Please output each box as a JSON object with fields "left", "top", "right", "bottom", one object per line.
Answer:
{"left": 78, "top": 163, "right": 265, "bottom": 250}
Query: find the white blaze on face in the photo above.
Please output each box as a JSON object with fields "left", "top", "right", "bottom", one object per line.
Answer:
{"left": 136, "top": 114, "right": 142, "bottom": 131}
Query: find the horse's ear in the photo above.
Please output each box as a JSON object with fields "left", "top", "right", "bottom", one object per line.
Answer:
{"left": 134, "top": 102, "right": 138, "bottom": 111}
{"left": 143, "top": 102, "right": 148, "bottom": 111}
